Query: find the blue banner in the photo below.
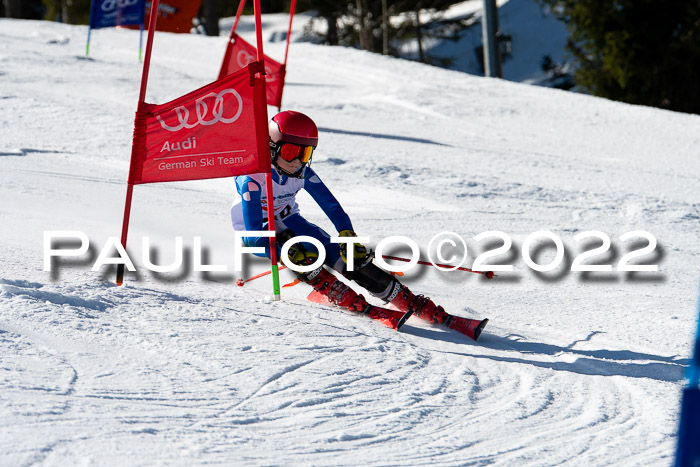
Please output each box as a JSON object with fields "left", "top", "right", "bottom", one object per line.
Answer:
{"left": 89, "top": 0, "right": 145, "bottom": 30}
{"left": 675, "top": 283, "right": 700, "bottom": 466}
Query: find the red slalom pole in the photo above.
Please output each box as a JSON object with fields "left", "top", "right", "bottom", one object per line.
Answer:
{"left": 283, "top": 0, "right": 296, "bottom": 66}
{"left": 252, "top": 0, "right": 281, "bottom": 301}
{"left": 219, "top": 0, "right": 247, "bottom": 80}
{"left": 116, "top": 0, "right": 161, "bottom": 286}
{"left": 381, "top": 254, "right": 495, "bottom": 279}
{"left": 276, "top": 0, "right": 296, "bottom": 111}
{"left": 115, "top": 183, "right": 134, "bottom": 286}
{"left": 231, "top": 0, "right": 246, "bottom": 37}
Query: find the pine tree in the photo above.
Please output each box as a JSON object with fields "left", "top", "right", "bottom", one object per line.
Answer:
{"left": 539, "top": 0, "right": 700, "bottom": 114}
{"left": 5, "top": 0, "right": 44, "bottom": 19}
{"left": 41, "top": 0, "right": 90, "bottom": 23}
{"left": 300, "top": 0, "right": 465, "bottom": 58}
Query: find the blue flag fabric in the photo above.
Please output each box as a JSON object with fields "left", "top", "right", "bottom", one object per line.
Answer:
{"left": 89, "top": 0, "right": 145, "bottom": 29}
{"left": 688, "top": 290, "right": 700, "bottom": 387}
{"left": 676, "top": 387, "right": 700, "bottom": 467}
{"left": 674, "top": 284, "right": 700, "bottom": 467}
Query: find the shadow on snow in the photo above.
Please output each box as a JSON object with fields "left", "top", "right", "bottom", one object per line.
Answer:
{"left": 318, "top": 126, "right": 452, "bottom": 147}
{"left": 404, "top": 325, "right": 688, "bottom": 383}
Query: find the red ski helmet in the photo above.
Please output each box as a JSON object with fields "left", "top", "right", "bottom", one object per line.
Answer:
{"left": 269, "top": 111, "right": 318, "bottom": 177}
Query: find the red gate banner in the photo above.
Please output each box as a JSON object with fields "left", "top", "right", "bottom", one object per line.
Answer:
{"left": 127, "top": 0, "right": 202, "bottom": 33}
{"left": 219, "top": 33, "right": 285, "bottom": 108}
{"left": 129, "top": 62, "right": 269, "bottom": 185}
{"left": 117, "top": 0, "right": 279, "bottom": 293}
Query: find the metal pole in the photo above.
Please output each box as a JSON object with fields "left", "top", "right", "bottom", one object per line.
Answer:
{"left": 482, "top": 0, "right": 502, "bottom": 78}
{"left": 86, "top": 0, "right": 95, "bottom": 56}
{"left": 116, "top": 0, "right": 160, "bottom": 286}
{"left": 382, "top": 0, "right": 389, "bottom": 55}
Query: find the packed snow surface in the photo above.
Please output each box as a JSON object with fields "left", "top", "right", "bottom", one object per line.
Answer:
{"left": 1, "top": 16, "right": 700, "bottom": 466}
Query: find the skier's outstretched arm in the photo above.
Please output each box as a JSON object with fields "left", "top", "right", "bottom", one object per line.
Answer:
{"left": 303, "top": 169, "right": 353, "bottom": 233}
{"left": 304, "top": 168, "right": 372, "bottom": 264}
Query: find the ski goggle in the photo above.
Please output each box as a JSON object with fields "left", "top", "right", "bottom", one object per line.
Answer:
{"left": 276, "top": 142, "right": 314, "bottom": 164}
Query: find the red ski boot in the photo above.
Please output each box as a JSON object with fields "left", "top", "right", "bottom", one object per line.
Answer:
{"left": 389, "top": 285, "right": 487, "bottom": 341}
{"left": 389, "top": 285, "right": 449, "bottom": 324}
{"left": 306, "top": 268, "right": 412, "bottom": 331}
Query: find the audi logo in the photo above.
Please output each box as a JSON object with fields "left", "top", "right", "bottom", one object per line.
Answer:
{"left": 101, "top": 0, "right": 139, "bottom": 13}
{"left": 157, "top": 89, "right": 243, "bottom": 132}
{"left": 236, "top": 50, "right": 277, "bottom": 82}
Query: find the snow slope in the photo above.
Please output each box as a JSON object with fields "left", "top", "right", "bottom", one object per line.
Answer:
{"left": 1, "top": 17, "right": 699, "bottom": 465}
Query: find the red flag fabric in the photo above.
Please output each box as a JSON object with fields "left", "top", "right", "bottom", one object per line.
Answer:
{"left": 219, "top": 33, "right": 285, "bottom": 108}
{"left": 135, "top": 0, "right": 202, "bottom": 33}
{"left": 129, "top": 62, "right": 269, "bottom": 185}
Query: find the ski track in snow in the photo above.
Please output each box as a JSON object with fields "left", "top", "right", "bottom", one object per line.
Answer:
{"left": 0, "top": 278, "right": 685, "bottom": 465}
{"left": 1, "top": 15, "right": 698, "bottom": 466}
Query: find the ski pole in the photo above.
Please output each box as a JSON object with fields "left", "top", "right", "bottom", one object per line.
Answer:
{"left": 381, "top": 255, "right": 495, "bottom": 279}
{"left": 236, "top": 264, "right": 405, "bottom": 287}
{"left": 236, "top": 266, "right": 288, "bottom": 286}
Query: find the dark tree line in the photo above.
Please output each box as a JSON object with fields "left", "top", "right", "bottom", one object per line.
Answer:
{"left": 538, "top": 0, "right": 700, "bottom": 114}
{"left": 217, "top": 0, "right": 469, "bottom": 63}
{"left": 3, "top": 0, "right": 45, "bottom": 19}
{"left": 9, "top": 0, "right": 700, "bottom": 114}
{"left": 4, "top": 0, "right": 469, "bottom": 66}
{"left": 296, "top": 0, "right": 471, "bottom": 66}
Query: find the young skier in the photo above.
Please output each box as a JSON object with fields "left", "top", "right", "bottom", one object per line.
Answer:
{"left": 231, "top": 110, "right": 487, "bottom": 340}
